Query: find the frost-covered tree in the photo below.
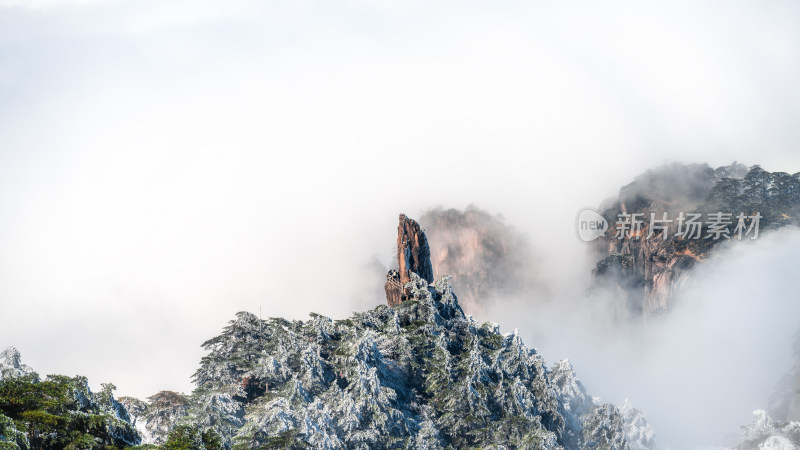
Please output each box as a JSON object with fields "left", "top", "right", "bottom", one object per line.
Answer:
{"left": 0, "top": 372, "right": 139, "bottom": 449}
{"left": 580, "top": 403, "right": 628, "bottom": 449}
{"left": 154, "top": 273, "right": 650, "bottom": 449}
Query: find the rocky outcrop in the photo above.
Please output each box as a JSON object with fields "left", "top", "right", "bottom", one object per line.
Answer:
{"left": 592, "top": 163, "right": 800, "bottom": 316}
{"left": 384, "top": 269, "right": 404, "bottom": 307}
{"left": 384, "top": 214, "right": 434, "bottom": 307}
{"left": 419, "top": 205, "right": 541, "bottom": 315}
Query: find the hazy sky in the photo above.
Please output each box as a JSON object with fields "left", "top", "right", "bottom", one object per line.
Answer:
{"left": 1, "top": 0, "right": 799, "bottom": 430}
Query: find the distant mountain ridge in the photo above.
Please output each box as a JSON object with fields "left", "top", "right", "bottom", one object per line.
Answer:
{"left": 592, "top": 162, "right": 800, "bottom": 316}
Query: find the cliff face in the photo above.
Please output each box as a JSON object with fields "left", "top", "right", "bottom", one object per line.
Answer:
{"left": 384, "top": 214, "right": 434, "bottom": 307}
{"left": 419, "top": 206, "right": 540, "bottom": 316}
{"left": 592, "top": 162, "right": 800, "bottom": 316}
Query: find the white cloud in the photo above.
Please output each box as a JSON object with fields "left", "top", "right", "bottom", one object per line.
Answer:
{"left": 492, "top": 228, "right": 800, "bottom": 448}
{"left": 0, "top": 0, "right": 798, "bottom": 411}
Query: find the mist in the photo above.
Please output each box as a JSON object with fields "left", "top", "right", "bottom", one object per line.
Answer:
{"left": 487, "top": 227, "right": 800, "bottom": 448}
{"left": 0, "top": 3, "right": 799, "bottom": 440}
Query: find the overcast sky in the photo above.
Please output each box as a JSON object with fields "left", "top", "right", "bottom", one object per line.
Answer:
{"left": 1, "top": 0, "right": 799, "bottom": 423}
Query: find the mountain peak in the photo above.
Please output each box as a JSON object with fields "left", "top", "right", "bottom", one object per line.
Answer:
{"left": 384, "top": 213, "right": 435, "bottom": 307}
{"left": 593, "top": 163, "right": 800, "bottom": 315}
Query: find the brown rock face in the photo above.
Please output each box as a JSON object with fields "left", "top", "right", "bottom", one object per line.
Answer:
{"left": 420, "top": 206, "right": 540, "bottom": 316}
{"left": 384, "top": 269, "right": 404, "bottom": 307}
{"left": 593, "top": 217, "right": 698, "bottom": 316}
{"left": 591, "top": 164, "right": 722, "bottom": 316}
{"left": 397, "top": 214, "right": 434, "bottom": 284}
{"left": 385, "top": 214, "right": 434, "bottom": 307}
{"left": 589, "top": 161, "right": 800, "bottom": 316}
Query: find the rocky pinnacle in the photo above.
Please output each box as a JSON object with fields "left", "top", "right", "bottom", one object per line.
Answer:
{"left": 385, "top": 214, "right": 434, "bottom": 307}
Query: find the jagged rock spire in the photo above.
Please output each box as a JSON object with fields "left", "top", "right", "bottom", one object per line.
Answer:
{"left": 397, "top": 213, "right": 434, "bottom": 284}
{"left": 385, "top": 214, "right": 434, "bottom": 307}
